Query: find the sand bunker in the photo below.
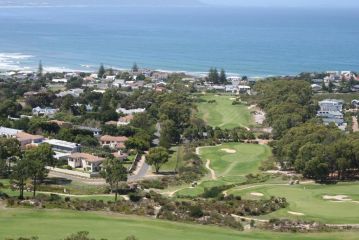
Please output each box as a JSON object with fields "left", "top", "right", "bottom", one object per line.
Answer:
{"left": 288, "top": 211, "right": 305, "bottom": 216}
{"left": 229, "top": 98, "right": 236, "bottom": 100}
{"left": 251, "top": 192, "right": 264, "bottom": 197}
{"left": 221, "top": 148, "right": 236, "bottom": 154}
{"left": 323, "top": 195, "right": 352, "bottom": 201}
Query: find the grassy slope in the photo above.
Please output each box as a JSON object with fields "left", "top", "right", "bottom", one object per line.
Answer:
{"left": 175, "top": 143, "right": 271, "bottom": 197}
{"left": 0, "top": 208, "right": 358, "bottom": 240}
{"left": 228, "top": 182, "right": 359, "bottom": 224}
{"left": 196, "top": 94, "right": 252, "bottom": 129}
{"left": 200, "top": 143, "right": 272, "bottom": 177}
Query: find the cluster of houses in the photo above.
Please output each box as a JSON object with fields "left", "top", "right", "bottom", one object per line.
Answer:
{"left": 0, "top": 124, "right": 130, "bottom": 173}
{"left": 195, "top": 76, "right": 253, "bottom": 94}
{"left": 311, "top": 71, "right": 359, "bottom": 92}
{"left": 317, "top": 99, "right": 346, "bottom": 130}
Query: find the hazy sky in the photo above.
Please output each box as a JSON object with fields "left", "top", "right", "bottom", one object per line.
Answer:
{"left": 203, "top": 0, "right": 359, "bottom": 8}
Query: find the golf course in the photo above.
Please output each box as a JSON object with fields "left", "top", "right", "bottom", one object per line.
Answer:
{"left": 175, "top": 143, "right": 272, "bottom": 197}
{"left": 228, "top": 182, "right": 359, "bottom": 224}
{"left": 1, "top": 208, "right": 358, "bottom": 240}
{"left": 196, "top": 94, "right": 252, "bottom": 129}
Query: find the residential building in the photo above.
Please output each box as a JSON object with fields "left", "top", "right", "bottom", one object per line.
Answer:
{"left": 67, "top": 152, "right": 105, "bottom": 173}
{"left": 0, "top": 126, "right": 22, "bottom": 138}
{"left": 100, "top": 135, "right": 128, "bottom": 149}
{"left": 56, "top": 88, "right": 84, "bottom": 98}
{"left": 32, "top": 107, "right": 58, "bottom": 117}
{"left": 311, "top": 84, "right": 322, "bottom": 92}
{"left": 116, "top": 108, "right": 145, "bottom": 115}
{"left": 317, "top": 99, "right": 345, "bottom": 128}
{"left": 75, "top": 126, "right": 102, "bottom": 136}
{"left": 43, "top": 139, "right": 81, "bottom": 157}
{"left": 52, "top": 78, "right": 68, "bottom": 84}
{"left": 16, "top": 132, "right": 44, "bottom": 149}
{"left": 117, "top": 115, "right": 134, "bottom": 126}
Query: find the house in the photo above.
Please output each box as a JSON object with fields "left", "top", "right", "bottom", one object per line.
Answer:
{"left": 43, "top": 139, "right": 81, "bottom": 158}
{"left": 151, "top": 72, "right": 169, "bottom": 81}
{"left": 56, "top": 88, "right": 84, "bottom": 98}
{"left": 238, "top": 85, "right": 251, "bottom": 93}
{"left": 0, "top": 127, "right": 44, "bottom": 149}
{"left": 100, "top": 135, "right": 128, "bottom": 149}
{"left": 0, "top": 126, "right": 22, "bottom": 138}
{"left": 311, "top": 84, "right": 322, "bottom": 92}
{"left": 15, "top": 132, "right": 44, "bottom": 149}
{"left": 116, "top": 108, "right": 145, "bottom": 115}
{"left": 32, "top": 107, "right": 58, "bottom": 117}
{"left": 90, "top": 73, "right": 99, "bottom": 79}
{"left": 352, "top": 100, "right": 359, "bottom": 108}
{"left": 112, "top": 79, "right": 125, "bottom": 88}
{"left": 75, "top": 126, "right": 102, "bottom": 137}
{"left": 117, "top": 115, "right": 134, "bottom": 126}
{"left": 52, "top": 78, "right": 68, "bottom": 84}
{"left": 105, "top": 75, "right": 116, "bottom": 81}
{"left": 317, "top": 99, "right": 345, "bottom": 128}
{"left": 67, "top": 153, "right": 105, "bottom": 173}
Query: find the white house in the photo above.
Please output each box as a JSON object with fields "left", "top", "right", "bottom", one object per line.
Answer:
{"left": 116, "top": 107, "right": 145, "bottom": 115}
{"left": 56, "top": 88, "right": 84, "bottom": 98}
{"left": 43, "top": 139, "right": 81, "bottom": 158}
{"left": 67, "top": 153, "right": 105, "bottom": 173}
{"left": 32, "top": 107, "right": 58, "bottom": 117}
{"left": 52, "top": 78, "right": 68, "bottom": 84}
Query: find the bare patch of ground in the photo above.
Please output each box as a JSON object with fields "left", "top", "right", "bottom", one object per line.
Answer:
{"left": 221, "top": 148, "right": 236, "bottom": 154}
{"left": 250, "top": 192, "right": 264, "bottom": 197}
{"left": 323, "top": 195, "right": 352, "bottom": 201}
{"left": 288, "top": 211, "right": 305, "bottom": 216}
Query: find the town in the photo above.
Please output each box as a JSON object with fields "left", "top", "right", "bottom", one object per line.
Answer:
{"left": 1, "top": 64, "right": 359, "bottom": 240}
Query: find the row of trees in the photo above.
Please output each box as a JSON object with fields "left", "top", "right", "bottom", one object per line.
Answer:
{"left": 273, "top": 121, "right": 359, "bottom": 181}
{"left": 207, "top": 68, "right": 227, "bottom": 85}
{"left": 0, "top": 138, "right": 54, "bottom": 199}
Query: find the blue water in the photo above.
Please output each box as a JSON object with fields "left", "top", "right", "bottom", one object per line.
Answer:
{"left": 0, "top": 6, "right": 358, "bottom": 76}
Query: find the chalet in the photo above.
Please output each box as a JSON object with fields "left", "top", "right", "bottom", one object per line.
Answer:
{"left": 67, "top": 152, "right": 105, "bottom": 173}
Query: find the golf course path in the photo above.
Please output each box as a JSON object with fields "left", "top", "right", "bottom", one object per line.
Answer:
{"left": 206, "top": 159, "right": 217, "bottom": 180}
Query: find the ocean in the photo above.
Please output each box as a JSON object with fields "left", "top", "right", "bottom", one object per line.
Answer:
{"left": 0, "top": 6, "right": 358, "bottom": 76}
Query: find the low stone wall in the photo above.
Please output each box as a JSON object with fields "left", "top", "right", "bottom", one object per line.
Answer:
{"left": 46, "top": 167, "right": 99, "bottom": 178}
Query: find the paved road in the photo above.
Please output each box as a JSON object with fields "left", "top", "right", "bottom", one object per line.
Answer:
{"left": 128, "top": 155, "right": 150, "bottom": 182}
{"left": 353, "top": 116, "right": 359, "bottom": 132}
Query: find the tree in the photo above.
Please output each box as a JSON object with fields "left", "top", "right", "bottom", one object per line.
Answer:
{"left": 98, "top": 64, "right": 105, "bottom": 78}
{"left": 37, "top": 60, "right": 43, "bottom": 78}
{"left": 208, "top": 68, "right": 219, "bottom": 84}
{"left": 101, "top": 158, "right": 127, "bottom": 201}
{"left": 125, "top": 136, "right": 150, "bottom": 152}
{"left": 219, "top": 69, "right": 227, "bottom": 84}
{"left": 11, "top": 158, "right": 30, "bottom": 199}
{"left": 0, "top": 138, "right": 21, "bottom": 177}
{"left": 24, "top": 144, "right": 54, "bottom": 197}
{"left": 146, "top": 147, "right": 169, "bottom": 174}
{"left": 64, "top": 231, "right": 107, "bottom": 240}
{"left": 159, "top": 119, "right": 179, "bottom": 148}
{"left": 132, "top": 62, "right": 139, "bottom": 72}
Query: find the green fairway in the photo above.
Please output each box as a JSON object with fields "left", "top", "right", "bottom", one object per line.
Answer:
{"left": 228, "top": 182, "right": 359, "bottom": 224}
{"left": 200, "top": 143, "right": 271, "bottom": 177}
{"left": 0, "top": 208, "right": 358, "bottom": 240}
{"left": 196, "top": 94, "right": 252, "bottom": 129}
{"left": 175, "top": 143, "right": 271, "bottom": 197}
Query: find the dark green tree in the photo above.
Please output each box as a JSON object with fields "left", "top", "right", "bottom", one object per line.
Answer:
{"left": 146, "top": 147, "right": 169, "bottom": 174}
{"left": 98, "top": 64, "right": 105, "bottom": 78}
{"left": 101, "top": 158, "right": 128, "bottom": 201}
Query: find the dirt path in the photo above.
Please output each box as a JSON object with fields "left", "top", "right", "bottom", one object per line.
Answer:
{"left": 353, "top": 116, "right": 359, "bottom": 132}
{"left": 231, "top": 214, "right": 269, "bottom": 223}
{"left": 205, "top": 159, "right": 217, "bottom": 180}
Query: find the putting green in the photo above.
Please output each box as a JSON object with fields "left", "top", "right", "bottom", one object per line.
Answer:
{"left": 196, "top": 94, "right": 252, "bottom": 129}
{"left": 228, "top": 182, "right": 359, "bottom": 224}
{"left": 0, "top": 208, "right": 357, "bottom": 240}
{"left": 199, "top": 143, "right": 272, "bottom": 177}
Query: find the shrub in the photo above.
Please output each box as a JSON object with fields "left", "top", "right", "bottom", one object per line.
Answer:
{"left": 189, "top": 205, "right": 204, "bottom": 218}
{"left": 128, "top": 193, "right": 142, "bottom": 202}
{"left": 49, "top": 194, "right": 61, "bottom": 202}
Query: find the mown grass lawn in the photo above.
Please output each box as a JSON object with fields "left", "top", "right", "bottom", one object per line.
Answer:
{"left": 200, "top": 143, "right": 272, "bottom": 177}
{"left": 228, "top": 182, "right": 359, "bottom": 224}
{"left": 196, "top": 94, "right": 252, "bottom": 129}
{"left": 0, "top": 208, "right": 358, "bottom": 240}
{"left": 175, "top": 143, "right": 271, "bottom": 198}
